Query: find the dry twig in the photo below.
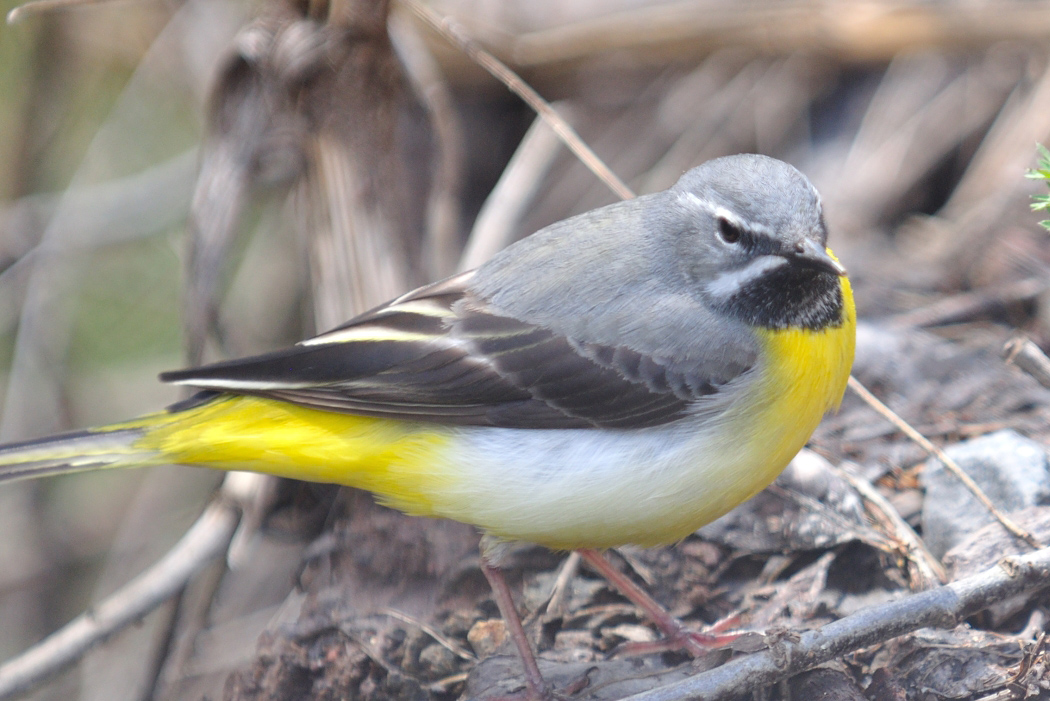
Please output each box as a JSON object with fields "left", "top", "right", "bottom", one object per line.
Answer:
{"left": 620, "top": 545, "right": 1050, "bottom": 701}
{"left": 0, "top": 499, "right": 239, "bottom": 700}
{"left": 832, "top": 464, "right": 947, "bottom": 588}
{"left": 380, "top": 608, "right": 477, "bottom": 662}
{"left": 847, "top": 376, "right": 1043, "bottom": 549}
{"left": 546, "top": 551, "right": 582, "bottom": 618}
{"left": 1003, "top": 335, "right": 1050, "bottom": 390}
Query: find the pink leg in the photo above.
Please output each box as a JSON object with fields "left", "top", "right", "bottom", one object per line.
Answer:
{"left": 576, "top": 548, "right": 739, "bottom": 657}
{"left": 480, "top": 559, "right": 550, "bottom": 700}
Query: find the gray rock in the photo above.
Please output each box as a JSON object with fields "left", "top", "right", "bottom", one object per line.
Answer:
{"left": 944, "top": 505, "right": 1050, "bottom": 624}
{"left": 920, "top": 430, "right": 1050, "bottom": 558}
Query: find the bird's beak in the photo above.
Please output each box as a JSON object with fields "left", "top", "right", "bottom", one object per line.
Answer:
{"left": 792, "top": 239, "right": 848, "bottom": 276}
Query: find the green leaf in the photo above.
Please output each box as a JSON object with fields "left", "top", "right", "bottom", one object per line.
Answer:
{"left": 1029, "top": 145, "right": 1050, "bottom": 231}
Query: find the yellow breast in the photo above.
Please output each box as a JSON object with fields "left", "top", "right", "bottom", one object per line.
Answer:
{"left": 749, "top": 271, "right": 856, "bottom": 483}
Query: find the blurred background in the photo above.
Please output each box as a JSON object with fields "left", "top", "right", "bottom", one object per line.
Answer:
{"left": 2, "top": 1, "right": 1050, "bottom": 699}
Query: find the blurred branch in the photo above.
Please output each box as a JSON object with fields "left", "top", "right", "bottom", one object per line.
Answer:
{"left": 917, "top": 55, "right": 1050, "bottom": 274}
{"left": 1003, "top": 335, "right": 1050, "bottom": 390}
{"left": 828, "top": 51, "right": 1018, "bottom": 230}
{"left": 0, "top": 498, "right": 239, "bottom": 700}
{"left": 621, "top": 545, "right": 1050, "bottom": 701}
{"left": 6, "top": 0, "right": 109, "bottom": 25}
{"left": 459, "top": 109, "right": 565, "bottom": 270}
{"left": 886, "top": 278, "right": 1047, "bottom": 328}
{"left": 403, "top": 0, "right": 635, "bottom": 201}
{"left": 847, "top": 376, "right": 1044, "bottom": 549}
{"left": 946, "top": 57, "right": 1050, "bottom": 213}
{"left": 508, "top": 0, "right": 1050, "bottom": 68}
{"left": 389, "top": 13, "right": 465, "bottom": 281}
{"left": 0, "top": 150, "right": 196, "bottom": 270}
{"left": 0, "top": 151, "right": 195, "bottom": 356}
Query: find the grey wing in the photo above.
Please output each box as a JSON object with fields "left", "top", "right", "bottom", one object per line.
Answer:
{"left": 160, "top": 271, "right": 753, "bottom": 429}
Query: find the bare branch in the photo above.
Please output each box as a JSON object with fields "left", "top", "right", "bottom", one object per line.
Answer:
{"left": 509, "top": 2, "right": 1050, "bottom": 68}
{"left": 0, "top": 150, "right": 196, "bottom": 271}
{"left": 546, "top": 551, "right": 582, "bottom": 617}
{"left": 1003, "top": 335, "right": 1050, "bottom": 390}
{"left": 0, "top": 500, "right": 239, "bottom": 700}
{"left": 620, "top": 545, "right": 1050, "bottom": 701}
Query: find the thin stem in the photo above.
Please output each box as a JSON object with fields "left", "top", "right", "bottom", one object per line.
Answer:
{"left": 847, "top": 375, "right": 1043, "bottom": 549}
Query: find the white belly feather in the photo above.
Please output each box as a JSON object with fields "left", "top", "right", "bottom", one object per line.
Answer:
{"left": 427, "top": 381, "right": 788, "bottom": 549}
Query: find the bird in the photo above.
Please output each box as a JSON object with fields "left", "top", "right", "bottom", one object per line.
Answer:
{"left": 0, "top": 153, "right": 855, "bottom": 699}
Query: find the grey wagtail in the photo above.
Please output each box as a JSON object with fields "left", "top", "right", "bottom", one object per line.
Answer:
{"left": 0, "top": 154, "right": 855, "bottom": 699}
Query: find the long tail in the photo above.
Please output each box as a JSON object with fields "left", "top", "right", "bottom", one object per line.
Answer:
{"left": 0, "top": 423, "right": 167, "bottom": 485}
{"left": 0, "top": 393, "right": 451, "bottom": 511}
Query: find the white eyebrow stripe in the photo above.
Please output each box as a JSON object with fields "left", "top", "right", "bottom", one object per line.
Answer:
{"left": 681, "top": 191, "right": 717, "bottom": 215}
{"left": 680, "top": 193, "right": 745, "bottom": 226}
{"left": 712, "top": 205, "right": 746, "bottom": 228}
{"left": 705, "top": 255, "right": 788, "bottom": 298}
{"left": 680, "top": 193, "right": 775, "bottom": 238}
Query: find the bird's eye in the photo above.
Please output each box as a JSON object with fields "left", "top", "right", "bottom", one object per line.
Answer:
{"left": 717, "top": 217, "right": 743, "bottom": 244}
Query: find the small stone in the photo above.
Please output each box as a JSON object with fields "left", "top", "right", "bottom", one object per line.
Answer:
{"left": 553, "top": 629, "right": 597, "bottom": 651}
{"left": 598, "top": 623, "right": 658, "bottom": 652}
{"left": 417, "top": 643, "right": 459, "bottom": 678}
{"left": 887, "top": 488, "right": 923, "bottom": 524}
{"left": 467, "top": 619, "right": 507, "bottom": 658}
{"left": 552, "top": 629, "right": 602, "bottom": 661}
{"left": 605, "top": 624, "right": 658, "bottom": 644}
{"left": 920, "top": 430, "right": 1050, "bottom": 558}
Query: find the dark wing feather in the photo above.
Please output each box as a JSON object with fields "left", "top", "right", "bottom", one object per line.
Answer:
{"left": 160, "top": 271, "right": 749, "bottom": 429}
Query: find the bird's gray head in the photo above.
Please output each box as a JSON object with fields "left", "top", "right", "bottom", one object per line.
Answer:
{"left": 669, "top": 154, "right": 846, "bottom": 330}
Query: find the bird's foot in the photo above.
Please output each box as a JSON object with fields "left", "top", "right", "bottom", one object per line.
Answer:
{"left": 612, "top": 628, "right": 743, "bottom": 658}
{"left": 612, "top": 614, "right": 745, "bottom": 658}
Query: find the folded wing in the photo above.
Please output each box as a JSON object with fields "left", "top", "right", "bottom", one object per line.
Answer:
{"left": 161, "top": 272, "right": 752, "bottom": 429}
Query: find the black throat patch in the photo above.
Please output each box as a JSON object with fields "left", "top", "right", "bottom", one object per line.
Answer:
{"left": 717, "top": 266, "right": 845, "bottom": 331}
